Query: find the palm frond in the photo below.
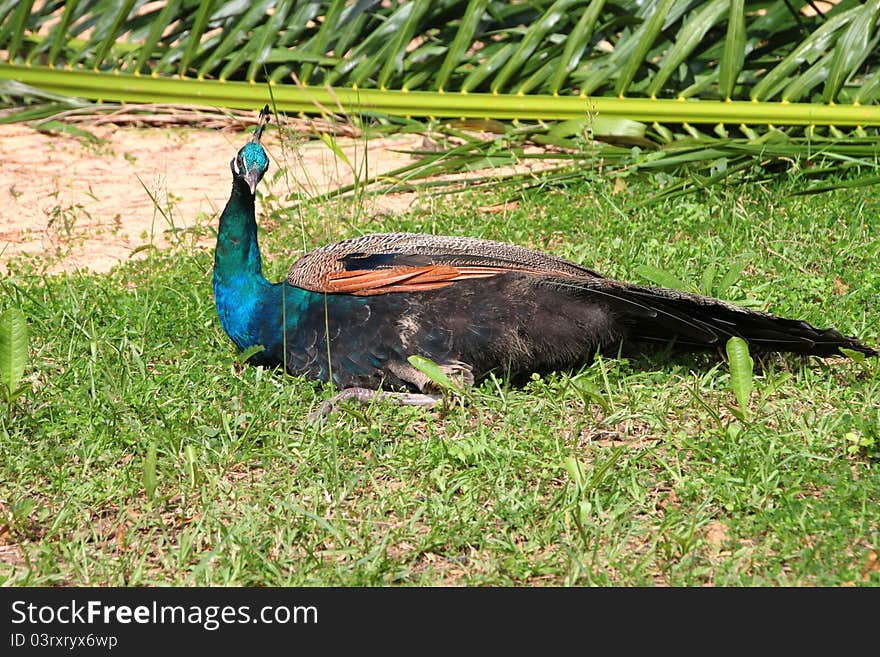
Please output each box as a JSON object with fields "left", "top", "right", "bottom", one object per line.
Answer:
{"left": 0, "top": 1, "right": 877, "bottom": 105}
{"left": 1, "top": 1, "right": 879, "bottom": 194}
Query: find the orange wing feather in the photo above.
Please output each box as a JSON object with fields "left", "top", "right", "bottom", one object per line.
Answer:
{"left": 324, "top": 264, "right": 526, "bottom": 296}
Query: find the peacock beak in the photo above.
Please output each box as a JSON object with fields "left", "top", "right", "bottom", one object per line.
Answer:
{"left": 244, "top": 164, "right": 261, "bottom": 195}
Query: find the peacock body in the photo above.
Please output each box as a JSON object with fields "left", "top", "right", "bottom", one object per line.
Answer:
{"left": 213, "top": 110, "right": 876, "bottom": 409}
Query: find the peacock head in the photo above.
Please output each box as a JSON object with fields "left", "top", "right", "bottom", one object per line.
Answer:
{"left": 231, "top": 105, "right": 270, "bottom": 195}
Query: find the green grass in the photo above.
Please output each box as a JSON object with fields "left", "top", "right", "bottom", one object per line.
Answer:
{"left": 1, "top": 169, "right": 879, "bottom": 586}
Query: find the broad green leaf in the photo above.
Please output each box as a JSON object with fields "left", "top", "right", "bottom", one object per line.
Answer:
{"left": 1, "top": 0, "right": 34, "bottom": 63}
{"left": 726, "top": 336, "right": 753, "bottom": 415}
{"left": 782, "top": 54, "right": 832, "bottom": 103}
{"left": 143, "top": 442, "right": 157, "bottom": 500}
{"left": 748, "top": 0, "right": 800, "bottom": 37}
{"left": 563, "top": 456, "right": 587, "bottom": 490}
{"left": 566, "top": 447, "right": 626, "bottom": 495}
{"left": 548, "top": 116, "right": 646, "bottom": 139}
{"left": 35, "top": 120, "right": 100, "bottom": 142}
{"left": 196, "top": 0, "right": 275, "bottom": 79}
{"left": 517, "top": 55, "right": 563, "bottom": 96}
{"left": 407, "top": 354, "right": 458, "bottom": 391}
{"left": 839, "top": 348, "right": 867, "bottom": 364}
{"left": 322, "top": 0, "right": 376, "bottom": 79}
{"left": 854, "top": 68, "right": 880, "bottom": 104}
{"left": 327, "top": 4, "right": 416, "bottom": 88}
{"left": 700, "top": 262, "right": 716, "bottom": 296}
{"left": 679, "top": 69, "right": 720, "bottom": 100}
{"left": 461, "top": 42, "right": 515, "bottom": 93}
{"left": 44, "top": 0, "right": 80, "bottom": 67}
{"left": 185, "top": 444, "right": 198, "bottom": 488}
{"left": 267, "top": 1, "right": 326, "bottom": 82}
{"left": 0, "top": 307, "right": 27, "bottom": 403}
{"left": 245, "top": 0, "right": 294, "bottom": 83}
{"left": 570, "top": 376, "right": 610, "bottom": 412}
{"left": 90, "top": 0, "right": 138, "bottom": 71}
{"left": 251, "top": 47, "right": 339, "bottom": 66}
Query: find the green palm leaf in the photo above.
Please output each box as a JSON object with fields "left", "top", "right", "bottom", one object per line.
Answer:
{"left": 0, "top": 1, "right": 879, "bottom": 150}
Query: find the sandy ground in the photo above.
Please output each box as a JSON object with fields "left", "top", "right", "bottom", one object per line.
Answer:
{"left": 0, "top": 120, "right": 427, "bottom": 274}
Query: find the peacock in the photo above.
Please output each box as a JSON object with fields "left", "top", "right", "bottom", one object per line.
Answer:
{"left": 213, "top": 107, "right": 876, "bottom": 416}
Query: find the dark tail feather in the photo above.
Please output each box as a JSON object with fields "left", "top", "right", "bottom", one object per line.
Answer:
{"left": 568, "top": 279, "right": 877, "bottom": 358}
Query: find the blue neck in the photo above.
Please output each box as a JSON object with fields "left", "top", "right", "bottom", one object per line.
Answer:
{"left": 214, "top": 179, "right": 265, "bottom": 280}
{"left": 213, "top": 179, "right": 284, "bottom": 354}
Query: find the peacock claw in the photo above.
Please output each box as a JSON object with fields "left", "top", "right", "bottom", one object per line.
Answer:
{"left": 308, "top": 387, "right": 443, "bottom": 423}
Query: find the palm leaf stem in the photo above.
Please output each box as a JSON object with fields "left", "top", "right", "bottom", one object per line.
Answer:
{"left": 2, "top": 64, "right": 879, "bottom": 127}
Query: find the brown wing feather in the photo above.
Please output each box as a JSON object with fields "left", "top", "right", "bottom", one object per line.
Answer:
{"left": 287, "top": 232, "right": 600, "bottom": 293}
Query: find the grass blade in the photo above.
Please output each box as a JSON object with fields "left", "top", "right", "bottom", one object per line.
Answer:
{"left": 635, "top": 264, "right": 690, "bottom": 291}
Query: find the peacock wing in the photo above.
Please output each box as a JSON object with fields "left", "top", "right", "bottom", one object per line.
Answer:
{"left": 286, "top": 232, "right": 604, "bottom": 295}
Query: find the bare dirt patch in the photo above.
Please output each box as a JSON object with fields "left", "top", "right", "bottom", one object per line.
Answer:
{"left": 0, "top": 122, "right": 426, "bottom": 275}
